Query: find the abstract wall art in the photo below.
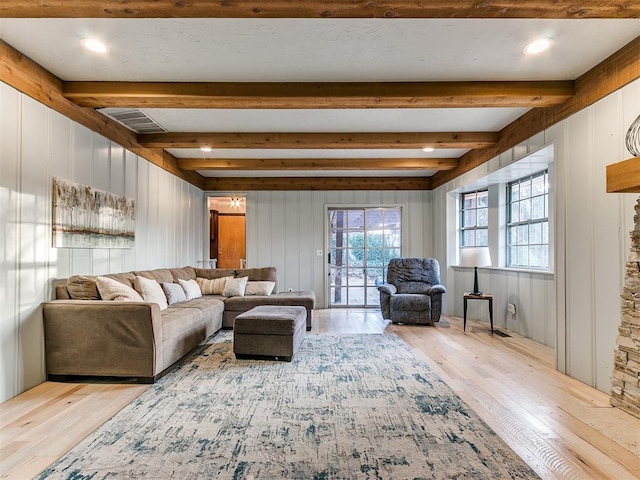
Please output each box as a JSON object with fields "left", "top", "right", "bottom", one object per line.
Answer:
{"left": 52, "top": 178, "right": 135, "bottom": 248}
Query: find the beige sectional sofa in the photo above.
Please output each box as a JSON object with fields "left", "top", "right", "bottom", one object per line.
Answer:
{"left": 43, "top": 266, "right": 315, "bottom": 383}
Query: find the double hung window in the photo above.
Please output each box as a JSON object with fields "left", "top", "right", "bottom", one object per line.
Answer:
{"left": 507, "top": 170, "right": 549, "bottom": 268}
{"left": 460, "top": 190, "right": 488, "bottom": 249}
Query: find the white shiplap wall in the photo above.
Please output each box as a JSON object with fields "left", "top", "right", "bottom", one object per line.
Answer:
{"left": 433, "top": 78, "right": 640, "bottom": 393}
{"left": 3, "top": 76, "right": 639, "bottom": 402}
{"left": 244, "top": 190, "right": 432, "bottom": 308}
{"left": 0, "top": 82, "right": 205, "bottom": 403}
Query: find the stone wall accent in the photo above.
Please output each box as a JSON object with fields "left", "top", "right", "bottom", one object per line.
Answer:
{"left": 611, "top": 197, "right": 640, "bottom": 419}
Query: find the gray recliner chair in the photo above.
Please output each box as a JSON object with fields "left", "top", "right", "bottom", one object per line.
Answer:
{"left": 378, "top": 258, "right": 446, "bottom": 325}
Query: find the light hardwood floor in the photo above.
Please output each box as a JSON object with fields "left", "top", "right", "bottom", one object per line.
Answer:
{"left": 2, "top": 310, "right": 639, "bottom": 479}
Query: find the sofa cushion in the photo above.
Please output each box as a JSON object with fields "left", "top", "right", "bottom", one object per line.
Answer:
{"left": 160, "top": 305, "right": 204, "bottom": 336}
{"left": 223, "top": 276, "right": 248, "bottom": 297}
{"left": 105, "top": 272, "right": 137, "bottom": 289}
{"left": 170, "top": 266, "right": 196, "bottom": 282}
{"left": 55, "top": 283, "right": 71, "bottom": 300}
{"left": 194, "top": 268, "right": 236, "bottom": 280}
{"left": 96, "top": 276, "right": 144, "bottom": 302}
{"left": 245, "top": 281, "right": 275, "bottom": 296}
{"left": 67, "top": 275, "right": 100, "bottom": 300}
{"left": 223, "top": 295, "right": 270, "bottom": 312}
{"left": 223, "top": 291, "right": 315, "bottom": 312}
{"left": 135, "top": 275, "right": 168, "bottom": 310}
{"left": 67, "top": 272, "right": 136, "bottom": 300}
{"left": 162, "top": 282, "right": 187, "bottom": 305}
{"left": 158, "top": 306, "right": 206, "bottom": 367}
{"left": 179, "top": 278, "right": 202, "bottom": 300}
{"left": 172, "top": 296, "right": 225, "bottom": 330}
{"left": 135, "top": 269, "right": 174, "bottom": 284}
{"left": 236, "top": 267, "right": 277, "bottom": 283}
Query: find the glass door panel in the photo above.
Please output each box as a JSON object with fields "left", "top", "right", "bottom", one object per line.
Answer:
{"left": 328, "top": 207, "right": 401, "bottom": 307}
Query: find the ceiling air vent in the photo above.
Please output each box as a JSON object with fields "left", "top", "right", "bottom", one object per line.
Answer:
{"left": 98, "top": 108, "right": 167, "bottom": 134}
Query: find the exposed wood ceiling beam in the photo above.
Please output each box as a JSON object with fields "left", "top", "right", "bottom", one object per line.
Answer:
{"left": 203, "top": 176, "right": 431, "bottom": 191}
{"left": 607, "top": 156, "right": 640, "bottom": 193}
{"left": 2, "top": 1, "right": 638, "bottom": 19}
{"left": 139, "top": 132, "right": 498, "bottom": 149}
{"left": 64, "top": 81, "right": 574, "bottom": 109}
{"left": 178, "top": 158, "right": 458, "bottom": 171}
{"left": 2, "top": 24, "right": 638, "bottom": 193}
{"left": 431, "top": 35, "right": 640, "bottom": 190}
{"left": 0, "top": 40, "right": 205, "bottom": 189}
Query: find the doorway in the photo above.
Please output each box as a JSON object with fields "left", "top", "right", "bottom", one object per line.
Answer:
{"left": 217, "top": 214, "right": 246, "bottom": 268}
{"left": 208, "top": 196, "right": 246, "bottom": 269}
{"left": 328, "top": 207, "right": 402, "bottom": 307}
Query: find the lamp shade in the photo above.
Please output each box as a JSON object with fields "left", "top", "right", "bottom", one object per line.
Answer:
{"left": 460, "top": 247, "right": 492, "bottom": 268}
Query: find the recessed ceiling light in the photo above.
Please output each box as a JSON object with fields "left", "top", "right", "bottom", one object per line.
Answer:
{"left": 523, "top": 38, "right": 553, "bottom": 55}
{"left": 81, "top": 38, "right": 108, "bottom": 54}
{"left": 422, "top": 146, "right": 435, "bottom": 153}
{"left": 200, "top": 146, "right": 212, "bottom": 152}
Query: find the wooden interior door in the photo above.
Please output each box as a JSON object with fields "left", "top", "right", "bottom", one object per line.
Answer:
{"left": 217, "top": 214, "right": 246, "bottom": 268}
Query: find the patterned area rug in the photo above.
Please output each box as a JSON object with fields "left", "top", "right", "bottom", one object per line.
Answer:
{"left": 39, "top": 332, "right": 539, "bottom": 479}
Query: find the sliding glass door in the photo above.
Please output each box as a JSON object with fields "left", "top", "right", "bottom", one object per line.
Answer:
{"left": 328, "top": 207, "right": 401, "bottom": 307}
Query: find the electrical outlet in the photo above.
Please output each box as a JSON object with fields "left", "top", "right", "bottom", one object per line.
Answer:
{"left": 508, "top": 303, "right": 517, "bottom": 315}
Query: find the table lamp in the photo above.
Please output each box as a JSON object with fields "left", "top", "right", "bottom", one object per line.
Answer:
{"left": 460, "top": 247, "right": 492, "bottom": 295}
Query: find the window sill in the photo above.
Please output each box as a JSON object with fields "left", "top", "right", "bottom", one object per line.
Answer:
{"left": 451, "top": 265, "right": 554, "bottom": 276}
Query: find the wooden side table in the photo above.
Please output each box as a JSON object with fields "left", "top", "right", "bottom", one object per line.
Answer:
{"left": 463, "top": 293, "right": 494, "bottom": 334}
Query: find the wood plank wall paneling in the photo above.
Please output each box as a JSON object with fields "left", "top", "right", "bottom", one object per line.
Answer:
{"left": 49, "top": 107, "right": 73, "bottom": 281}
{"left": 591, "top": 95, "right": 626, "bottom": 392}
{"left": 244, "top": 189, "right": 432, "bottom": 308}
{"left": 284, "top": 191, "right": 301, "bottom": 291}
{"left": 0, "top": 84, "right": 20, "bottom": 401}
{"left": 20, "top": 95, "right": 49, "bottom": 390}
{"left": 0, "top": 82, "right": 205, "bottom": 403}
{"left": 564, "top": 108, "right": 595, "bottom": 385}
{"left": 434, "top": 77, "right": 640, "bottom": 394}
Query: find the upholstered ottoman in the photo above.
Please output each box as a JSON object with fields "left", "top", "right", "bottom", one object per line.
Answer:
{"left": 233, "top": 305, "right": 306, "bottom": 361}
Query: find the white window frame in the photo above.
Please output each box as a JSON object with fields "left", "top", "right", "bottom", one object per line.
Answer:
{"left": 506, "top": 170, "right": 550, "bottom": 269}
{"left": 460, "top": 189, "right": 489, "bottom": 251}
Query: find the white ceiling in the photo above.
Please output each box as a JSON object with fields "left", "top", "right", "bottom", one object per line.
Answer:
{"left": 2, "top": 19, "right": 638, "bottom": 82}
{"left": 134, "top": 107, "right": 530, "bottom": 133}
{"left": 1, "top": 18, "right": 639, "bottom": 179}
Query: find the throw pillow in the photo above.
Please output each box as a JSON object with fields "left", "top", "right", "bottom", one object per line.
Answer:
{"left": 162, "top": 282, "right": 187, "bottom": 305}
{"left": 196, "top": 277, "right": 212, "bottom": 294}
{"left": 135, "top": 275, "right": 168, "bottom": 310}
{"left": 178, "top": 278, "right": 202, "bottom": 300}
{"left": 222, "top": 276, "right": 249, "bottom": 297}
{"left": 196, "top": 277, "right": 214, "bottom": 294}
{"left": 244, "top": 281, "right": 276, "bottom": 296}
{"left": 67, "top": 275, "right": 100, "bottom": 300}
{"left": 96, "top": 276, "right": 144, "bottom": 302}
{"left": 196, "top": 276, "right": 233, "bottom": 295}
